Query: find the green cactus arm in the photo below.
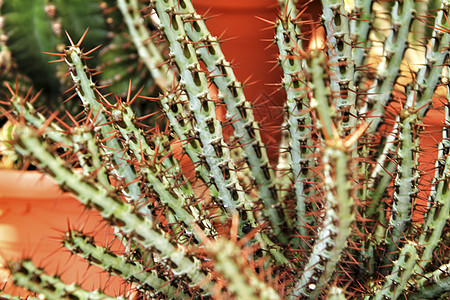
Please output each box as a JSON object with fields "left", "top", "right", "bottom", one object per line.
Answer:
{"left": 292, "top": 53, "right": 354, "bottom": 298}
{"left": 385, "top": 112, "right": 419, "bottom": 255}
{"left": 362, "top": 156, "right": 396, "bottom": 274}
{"left": 409, "top": 263, "right": 450, "bottom": 299}
{"left": 7, "top": 259, "right": 125, "bottom": 300}
{"left": 151, "top": 0, "right": 247, "bottom": 213}
{"left": 65, "top": 44, "right": 143, "bottom": 204}
{"left": 173, "top": 0, "right": 291, "bottom": 239}
{"left": 361, "top": 0, "right": 416, "bottom": 134}
{"left": 116, "top": 0, "right": 213, "bottom": 189}
{"left": 117, "top": 0, "right": 173, "bottom": 90}
{"left": 150, "top": 91, "right": 226, "bottom": 209}
{"left": 149, "top": 2, "right": 292, "bottom": 266}
{"left": 65, "top": 10, "right": 287, "bottom": 268}
{"left": 386, "top": 2, "right": 450, "bottom": 269}
{"left": 110, "top": 102, "right": 218, "bottom": 238}
{"left": 66, "top": 43, "right": 206, "bottom": 248}
{"left": 12, "top": 125, "right": 209, "bottom": 289}
{"left": 360, "top": 2, "right": 450, "bottom": 262}
{"left": 404, "top": 3, "right": 450, "bottom": 119}
{"left": 372, "top": 242, "right": 419, "bottom": 300}
{"left": 63, "top": 230, "right": 188, "bottom": 298}
{"left": 275, "top": 13, "right": 316, "bottom": 247}
{"left": 153, "top": 91, "right": 214, "bottom": 188}
{"left": 8, "top": 91, "right": 111, "bottom": 188}
{"left": 322, "top": 0, "right": 357, "bottom": 134}
{"left": 350, "top": 0, "right": 373, "bottom": 72}
{"left": 292, "top": 145, "right": 353, "bottom": 298}
{"left": 363, "top": 123, "right": 399, "bottom": 220}
{"left": 414, "top": 85, "right": 450, "bottom": 273}
{"left": 115, "top": 0, "right": 213, "bottom": 195}
{"left": 206, "top": 238, "right": 281, "bottom": 300}
{"left": 275, "top": 123, "right": 293, "bottom": 214}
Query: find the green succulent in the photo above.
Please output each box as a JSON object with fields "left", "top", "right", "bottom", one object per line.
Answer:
{"left": 1, "top": 0, "right": 450, "bottom": 299}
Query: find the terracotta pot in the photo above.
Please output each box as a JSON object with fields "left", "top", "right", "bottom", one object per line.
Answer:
{"left": 0, "top": 170, "right": 125, "bottom": 297}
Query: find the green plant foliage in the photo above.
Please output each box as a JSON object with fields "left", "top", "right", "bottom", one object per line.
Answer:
{"left": 2, "top": 0, "right": 61, "bottom": 97}
{"left": 1, "top": 0, "right": 450, "bottom": 299}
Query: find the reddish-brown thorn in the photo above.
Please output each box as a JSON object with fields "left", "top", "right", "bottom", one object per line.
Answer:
{"left": 254, "top": 15, "right": 275, "bottom": 25}
{"left": 38, "top": 111, "right": 59, "bottom": 135}
{"left": 42, "top": 51, "right": 65, "bottom": 57}
{"left": 84, "top": 44, "right": 102, "bottom": 56}
{"left": 63, "top": 93, "right": 78, "bottom": 104}
{"left": 76, "top": 28, "right": 90, "bottom": 47}
{"left": 3, "top": 81, "right": 16, "bottom": 96}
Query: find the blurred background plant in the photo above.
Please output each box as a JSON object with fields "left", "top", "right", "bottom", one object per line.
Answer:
{"left": 0, "top": 0, "right": 169, "bottom": 168}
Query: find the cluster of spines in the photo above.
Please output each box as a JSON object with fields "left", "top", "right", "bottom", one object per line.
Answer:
{"left": 201, "top": 236, "right": 281, "bottom": 300}
{"left": 63, "top": 230, "right": 188, "bottom": 298}
{"left": 290, "top": 52, "right": 355, "bottom": 298}
{"left": 8, "top": 259, "right": 124, "bottom": 300}
{"left": 171, "top": 0, "right": 287, "bottom": 241}
{"left": 321, "top": 0, "right": 357, "bottom": 134}
{"left": 12, "top": 124, "right": 209, "bottom": 289}
{"left": 149, "top": 0, "right": 292, "bottom": 265}
{"left": 275, "top": 2, "right": 319, "bottom": 248}
{"left": 359, "top": 0, "right": 417, "bottom": 133}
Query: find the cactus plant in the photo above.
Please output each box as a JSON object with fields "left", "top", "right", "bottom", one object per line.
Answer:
{"left": 1, "top": 0, "right": 450, "bottom": 299}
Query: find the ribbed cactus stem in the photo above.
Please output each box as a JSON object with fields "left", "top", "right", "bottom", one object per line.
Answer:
{"left": 292, "top": 145, "right": 353, "bottom": 298}
{"left": 373, "top": 242, "right": 418, "bottom": 300}
{"left": 414, "top": 82, "right": 450, "bottom": 273}
{"left": 115, "top": 0, "right": 215, "bottom": 193}
{"left": 386, "top": 111, "right": 419, "bottom": 254}
{"left": 361, "top": 125, "right": 397, "bottom": 274}
{"left": 350, "top": 0, "right": 373, "bottom": 79}
{"left": 117, "top": 0, "right": 172, "bottom": 90}
{"left": 153, "top": 91, "right": 217, "bottom": 196}
{"left": 363, "top": 123, "right": 399, "bottom": 220}
{"left": 110, "top": 102, "right": 217, "bottom": 238}
{"left": 151, "top": 0, "right": 246, "bottom": 212}
{"left": 172, "top": 0, "right": 287, "bottom": 236}
{"left": 322, "top": 0, "right": 357, "bottom": 134}
{"left": 409, "top": 263, "right": 450, "bottom": 299}
{"left": 65, "top": 45, "right": 142, "bottom": 204}
{"left": 404, "top": 2, "right": 450, "bottom": 117}
{"left": 8, "top": 259, "right": 125, "bottom": 300}
{"left": 275, "top": 13, "right": 316, "bottom": 247}
{"left": 292, "top": 53, "right": 354, "bottom": 298}
{"left": 9, "top": 92, "right": 111, "bottom": 188}
{"left": 205, "top": 238, "right": 281, "bottom": 300}
{"left": 361, "top": 0, "right": 415, "bottom": 134}
{"left": 13, "top": 126, "right": 208, "bottom": 288}
{"left": 63, "top": 230, "right": 188, "bottom": 298}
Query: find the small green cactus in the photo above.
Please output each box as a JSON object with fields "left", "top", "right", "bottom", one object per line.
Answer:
{"left": 1, "top": 0, "right": 450, "bottom": 299}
